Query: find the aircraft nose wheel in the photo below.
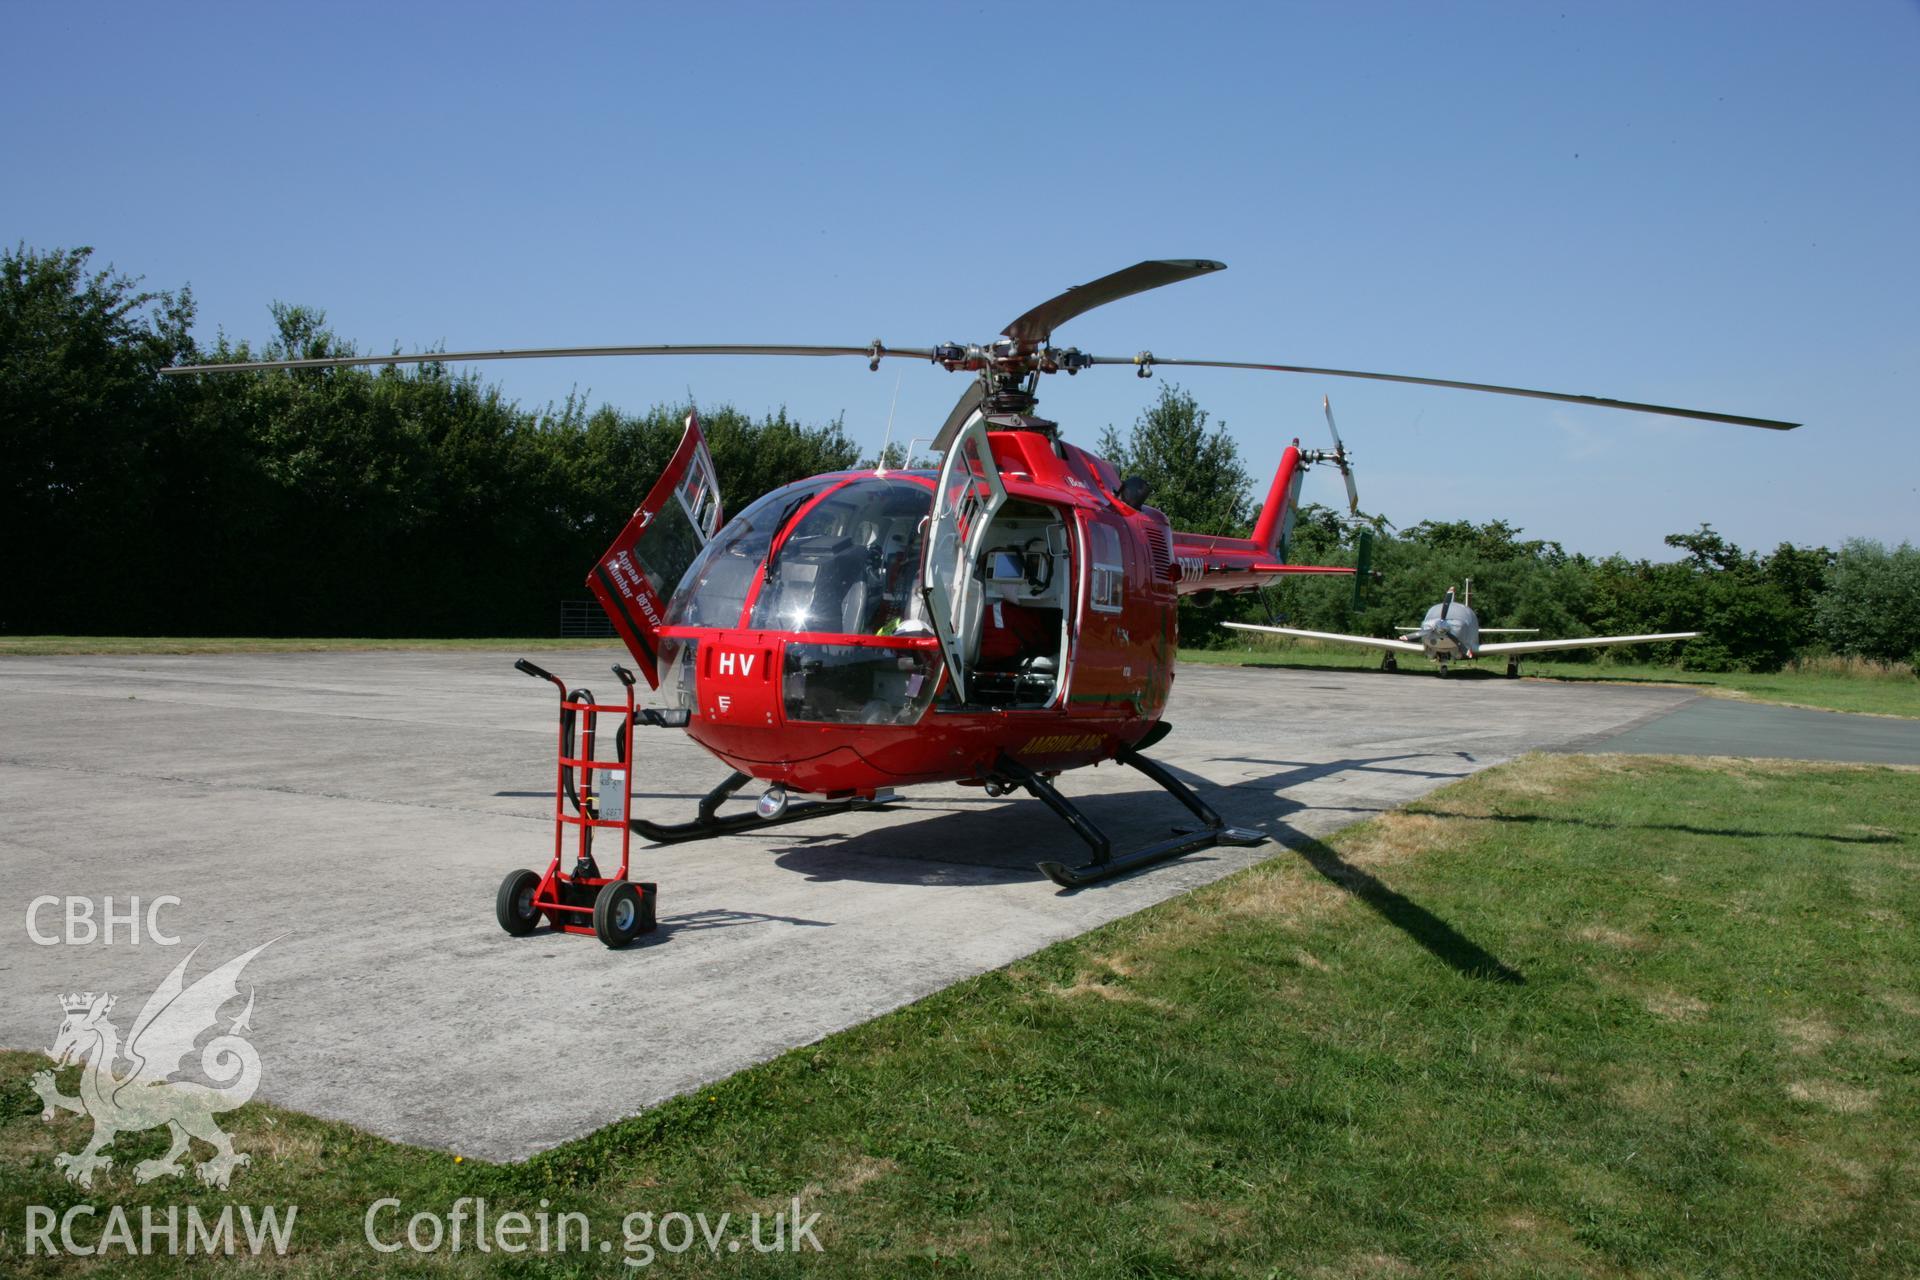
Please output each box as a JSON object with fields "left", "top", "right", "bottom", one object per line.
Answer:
{"left": 495, "top": 869, "right": 543, "bottom": 936}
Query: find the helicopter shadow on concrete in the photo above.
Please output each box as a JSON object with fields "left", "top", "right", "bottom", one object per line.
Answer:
{"left": 762, "top": 772, "right": 1389, "bottom": 886}
{"left": 766, "top": 798, "right": 1077, "bottom": 887}
{"left": 770, "top": 750, "right": 1523, "bottom": 981}
{"left": 764, "top": 751, "right": 1481, "bottom": 899}
{"left": 1155, "top": 751, "right": 1477, "bottom": 837}
{"left": 1206, "top": 752, "right": 1478, "bottom": 791}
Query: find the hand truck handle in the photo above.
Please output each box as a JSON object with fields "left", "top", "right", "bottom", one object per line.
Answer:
{"left": 515, "top": 659, "right": 565, "bottom": 691}
{"left": 611, "top": 663, "right": 638, "bottom": 690}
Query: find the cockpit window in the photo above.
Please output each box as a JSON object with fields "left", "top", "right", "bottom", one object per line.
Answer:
{"left": 664, "top": 476, "right": 839, "bottom": 629}
{"left": 747, "top": 477, "right": 931, "bottom": 635}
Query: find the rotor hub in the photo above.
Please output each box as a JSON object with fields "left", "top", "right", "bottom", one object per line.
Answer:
{"left": 931, "top": 338, "right": 1094, "bottom": 373}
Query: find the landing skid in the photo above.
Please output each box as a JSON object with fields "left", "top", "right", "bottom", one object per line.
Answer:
{"left": 994, "top": 747, "right": 1267, "bottom": 889}
{"left": 629, "top": 770, "right": 897, "bottom": 844}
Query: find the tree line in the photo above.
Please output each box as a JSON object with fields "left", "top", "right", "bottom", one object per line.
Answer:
{"left": 6, "top": 244, "right": 1914, "bottom": 668}
{"left": 2, "top": 245, "right": 860, "bottom": 636}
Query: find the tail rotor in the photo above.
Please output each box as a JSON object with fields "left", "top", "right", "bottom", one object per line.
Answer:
{"left": 1323, "top": 396, "right": 1361, "bottom": 517}
{"left": 1304, "top": 397, "right": 1380, "bottom": 610}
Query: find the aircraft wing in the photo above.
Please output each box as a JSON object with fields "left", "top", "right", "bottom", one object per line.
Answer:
{"left": 1223, "top": 622, "right": 1426, "bottom": 654}
{"left": 1474, "top": 631, "right": 1699, "bottom": 656}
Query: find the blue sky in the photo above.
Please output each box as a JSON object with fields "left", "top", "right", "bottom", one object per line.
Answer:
{"left": 5, "top": 1, "right": 1914, "bottom": 559}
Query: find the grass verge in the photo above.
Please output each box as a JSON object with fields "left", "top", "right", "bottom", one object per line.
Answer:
{"left": 1180, "top": 640, "right": 1920, "bottom": 719}
{"left": 2, "top": 754, "right": 1916, "bottom": 1276}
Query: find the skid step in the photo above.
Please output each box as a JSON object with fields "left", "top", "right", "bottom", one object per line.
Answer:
{"left": 995, "top": 744, "right": 1269, "bottom": 888}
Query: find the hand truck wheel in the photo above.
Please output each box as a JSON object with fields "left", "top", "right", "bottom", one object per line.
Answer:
{"left": 593, "top": 881, "right": 646, "bottom": 948}
{"left": 495, "top": 869, "right": 543, "bottom": 936}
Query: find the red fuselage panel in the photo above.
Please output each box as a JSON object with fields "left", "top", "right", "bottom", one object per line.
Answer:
{"left": 665, "top": 626, "right": 1158, "bottom": 795}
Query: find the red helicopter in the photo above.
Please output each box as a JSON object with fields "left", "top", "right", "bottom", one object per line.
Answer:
{"left": 170, "top": 259, "right": 1797, "bottom": 939}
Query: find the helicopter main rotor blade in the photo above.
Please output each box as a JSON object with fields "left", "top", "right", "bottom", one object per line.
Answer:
{"left": 1000, "top": 259, "right": 1226, "bottom": 346}
{"left": 929, "top": 379, "right": 987, "bottom": 455}
{"left": 1093, "top": 355, "right": 1799, "bottom": 430}
{"left": 161, "top": 343, "right": 937, "bottom": 376}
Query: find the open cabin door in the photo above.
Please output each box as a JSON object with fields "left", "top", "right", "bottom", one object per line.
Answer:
{"left": 919, "top": 413, "right": 1007, "bottom": 703}
{"left": 587, "top": 413, "right": 723, "bottom": 687}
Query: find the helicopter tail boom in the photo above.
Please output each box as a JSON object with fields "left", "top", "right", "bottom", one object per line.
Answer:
{"left": 1167, "top": 530, "right": 1355, "bottom": 595}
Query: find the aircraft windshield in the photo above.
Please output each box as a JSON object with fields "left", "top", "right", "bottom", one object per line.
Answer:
{"left": 747, "top": 477, "right": 931, "bottom": 635}
{"left": 664, "top": 476, "right": 839, "bottom": 628}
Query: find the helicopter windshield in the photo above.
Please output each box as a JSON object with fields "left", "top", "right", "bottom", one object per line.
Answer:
{"left": 747, "top": 477, "right": 932, "bottom": 635}
{"left": 664, "top": 476, "right": 840, "bottom": 629}
{"left": 659, "top": 471, "right": 1072, "bottom": 722}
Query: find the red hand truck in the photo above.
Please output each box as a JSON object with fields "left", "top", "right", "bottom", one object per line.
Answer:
{"left": 495, "top": 659, "right": 660, "bottom": 947}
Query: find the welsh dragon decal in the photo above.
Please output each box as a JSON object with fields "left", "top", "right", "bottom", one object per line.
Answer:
{"left": 32, "top": 940, "right": 274, "bottom": 1189}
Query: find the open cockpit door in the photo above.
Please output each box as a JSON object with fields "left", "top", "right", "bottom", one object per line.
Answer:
{"left": 588, "top": 412, "right": 723, "bottom": 687}
{"left": 919, "top": 412, "right": 1007, "bottom": 703}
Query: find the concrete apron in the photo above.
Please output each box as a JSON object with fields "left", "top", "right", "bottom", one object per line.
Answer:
{"left": 1, "top": 651, "right": 1710, "bottom": 1160}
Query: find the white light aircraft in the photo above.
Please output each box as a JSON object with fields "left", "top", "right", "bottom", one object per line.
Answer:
{"left": 1225, "top": 579, "right": 1699, "bottom": 678}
